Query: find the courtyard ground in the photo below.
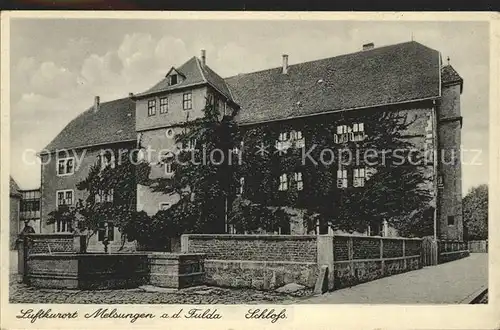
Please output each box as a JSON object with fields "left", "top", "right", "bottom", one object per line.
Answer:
{"left": 8, "top": 276, "right": 313, "bottom": 304}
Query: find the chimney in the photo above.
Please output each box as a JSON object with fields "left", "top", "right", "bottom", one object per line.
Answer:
{"left": 362, "top": 42, "right": 374, "bottom": 51}
{"left": 201, "top": 49, "right": 206, "bottom": 66}
{"left": 94, "top": 96, "right": 100, "bottom": 112}
{"left": 282, "top": 54, "right": 289, "bottom": 74}
{"left": 128, "top": 92, "right": 134, "bottom": 98}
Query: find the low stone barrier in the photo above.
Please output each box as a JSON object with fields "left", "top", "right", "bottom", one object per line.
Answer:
{"left": 26, "top": 253, "right": 149, "bottom": 289}
{"left": 26, "top": 252, "right": 206, "bottom": 290}
{"left": 468, "top": 240, "right": 488, "bottom": 253}
{"left": 333, "top": 235, "right": 423, "bottom": 289}
{"left": 182, "top": 234, "right": 319, "bottom": 290}
{"left": 182, "top": 234, "right": 424, "bottom": 292}
{"left": 438, "top": 240, "right": 470, "bottom": 263}
{"left": 149, "top": 252, "right": 205, "bottom": 289}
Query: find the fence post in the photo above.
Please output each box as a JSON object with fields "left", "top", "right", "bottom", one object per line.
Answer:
{"left": 316, "top": 235, "right": 335, "bottom": 291}
{"left": 348, "top": 236, "right": 354, "bottom": 277}
{"left": 181, "top": 234, "right": 189, "bottom": 252}
{"left": 380, "top": 238, "right": 384, "bottom": 276}
{"left": 402, "top": 239, "right": 406, "bottom": 269}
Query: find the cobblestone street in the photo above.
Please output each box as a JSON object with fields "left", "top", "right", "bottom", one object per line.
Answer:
{"left": 9, "top": 276, "right": 313, "bottom": 304}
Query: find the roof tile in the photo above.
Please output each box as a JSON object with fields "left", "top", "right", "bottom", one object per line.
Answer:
{"left": 42, "top": 97, "right": 136, "bottom": 153}
{"left": 226, "top": 41, "right": 441, "bottom": 125}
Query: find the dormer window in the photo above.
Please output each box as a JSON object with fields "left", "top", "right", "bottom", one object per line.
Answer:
{"left": 170, "top": 74, "right": 178, "bottom": 86}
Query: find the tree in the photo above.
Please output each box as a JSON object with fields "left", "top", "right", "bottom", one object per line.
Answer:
{"left": 151, "top": 95, "right": 242, "bottom": 234}
{"left": 240, "top": 109, "right": 432, "bottom": 235}
{"left": 463, "top": 184, "right": 488, "bottom": 240}
{"left": 47, "top": 147, "right": 142, "bottom": 251}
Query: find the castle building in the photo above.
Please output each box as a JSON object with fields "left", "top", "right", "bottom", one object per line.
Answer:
{"left": 39, "top": 41, "right": 464, "bottom": 245}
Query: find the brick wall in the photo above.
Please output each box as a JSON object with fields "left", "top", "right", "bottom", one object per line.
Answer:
{"left": 183, "top": 234, "right": 317, "bottom": 263}
{"left": 182, "top": 234, "right": 318, "bottom": 290}
{"left": 333, "top": 235, "right": 423, "bottom": 289}
{"left": 24, "top": 234, "right": 85, "bottom": 255}
{"left": 468, "top": 240, "right": 487, "bottom": 253}
{"left": 438, "top": 239, "right": 470, "bottom": 263}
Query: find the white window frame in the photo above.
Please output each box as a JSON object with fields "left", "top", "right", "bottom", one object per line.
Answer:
{"left": 180, "top": 138, "right": 197, "bottom": 151}
{"left": 278, "top": 173, "right": 288, "bottom": 191}
{"left": 165, "top": 128, "right": 175, "bottom": 138}
{"left": 294, "top": 172, "right": 303, "bottom": 191}
{"left": 56, "top": 189, "right": 74, "bottom": 208}
{"left": 164, "top": 161, "right": 174, "bottom": 176}
{"left": 56, "top": 157, "right": 75, "bottom": 176}
{"left": 336, "top": 169, "right": 348, "bottom": 188}
{"left": 183, "top": 92, "right": 192, "bottom": 110}
{"left": 95, "top": 188, "right": 114, "bottom": 203}
{"left": 276, "top": 131, "right": 291, "bottom": 151}
{"left": 352, "top": 122, "right": 366, "bottom": 141}
{"left": 159, "top": 97, "right": 168, "bottom": 114}
{"left": 292, "top": 130, "right": 305, "bottom": 148}
{"left": 353, "top": 168, "right": 366, "bottom": 187}
{"left": 148, "top": 99, "right": 156, "bottom": 116}
{"left": 238, "top": 177, "right": 245, "bottom": 195}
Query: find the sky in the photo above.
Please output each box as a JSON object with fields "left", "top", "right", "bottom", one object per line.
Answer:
{"left": 9, "top": 18, "right": 490, "bottom": 195}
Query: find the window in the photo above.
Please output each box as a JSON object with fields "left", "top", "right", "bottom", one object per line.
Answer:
{"left": 214, "top": 96, "right": 219, "bottom": 112}
{"left": 160, "top": 97, "right": 168, "bottom": 114}
{"left": 95, "top": 189, "right": 114, "bottom": 203}
{"left": 351, "top": 122, "right": 365, "bottom": 141}
{"left": 181, "top": 138, "right": 197, "bottom": 151}
{"left": 148, "top": 99, "right": 156, "bottom": 116}
{"left": 183, "top": 92, "right": 192, "bottom": 110}
{"left": 165, "top": 128, "right": 175, "bottom": 138}
{"left": 57, "top": 157, "right": 75, "bottom": 176}
{"left": 170, "top": 74, "right": 178, "bottom": 85}
{"left": 100, "top": 152, "right": 116, "bottom": 170}
{"left": 276, "top": 132, "right": 291, "bottom": 151}
{"left": 353, "top": 168, "right": 366, "bottom": 187}
{"left": 55, "top": 189, "right": 74, "bottom": 233}
{"left": 279, "top": 173, "right": 288, "bottom": 191}
{"left": 447, "top": 215, "right": 455, "bottom": 226}
{"left": 165, "top": 161, "right": 174, "bottom": 175}
{"left": 238, "top": 177, "right": 245, "bottom": 195}
{"left": 334, "top": 125, "right": 348, "bottom": 143}
{"left": 57, "top": 189, "right": 74, "bottom": 207}
{"left": 98, "top": 222, "right": 114, "bottom": 242}
{"left": 336, "top": 169, "right": 348, "bottom": 188}
{"left": 293, "top": 130, "right": 305, "bottom": 148}
{"left": 335, "top": 123, "right": 365, "bottom": 143}
{"left": 159, "top": 202, "right": 170, "bottom": 211}
{"left": 55, "top": 219, "right": 71, "bottom": 233}
{"left": 294, "top": 172, "right": 303, "bottom": 191}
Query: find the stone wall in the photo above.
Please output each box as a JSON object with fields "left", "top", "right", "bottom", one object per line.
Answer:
{"left": 182, "top": 234, "right": 318, "bottom": 290}
{"left": 24, "top": 234, "right": 86, "bottom": 254}
{"left": 182, "top": 234, "right": 424, "bottom": 292}
{"left": 27, "top": 253, "right": 149, "bottom": 290}
{"left": 332, "top": 235, "right": 423, "bottom": 289}
{"left": 438, "top": 240, "right": 470, "bottom": 263}
{"left": 183, "top": 234, "right": 317, "bottom": 263}
{"left": 468, "top": 240, "right": 488, "bottom": 253}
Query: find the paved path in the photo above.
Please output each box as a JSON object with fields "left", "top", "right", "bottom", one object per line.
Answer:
{"left": 304, "top": 253, "right": 488, "bottom": 304}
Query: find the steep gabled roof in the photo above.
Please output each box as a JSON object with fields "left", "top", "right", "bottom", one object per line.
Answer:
{"left": 136, "top": 56, "right": 233, "bottom": 101}
{"left": 41, "top": 97, "right": 136, "bottom": 154}
{"left": 10, "top": 176, "right": 22, "bottom": 198}
{"left": 199, "top": 62, "right": 233, "bottom": 100}
{"left": 441, "top": 64, "right": 464, "bottom": 93}
{"left": 226, "top": 41, "right": 441, "bottom": 125}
